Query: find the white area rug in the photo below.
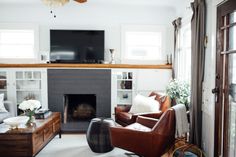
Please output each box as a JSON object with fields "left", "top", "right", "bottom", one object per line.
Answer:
{"left": 36, "top": 134, "right": 138, "bottom": 157}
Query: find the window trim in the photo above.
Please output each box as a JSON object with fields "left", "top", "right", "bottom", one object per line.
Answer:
{"left": 0, "top": 23, "right": 39, "bottom": 63}
{"left": 121, "top": 25, "right": 166, "bottom": 64}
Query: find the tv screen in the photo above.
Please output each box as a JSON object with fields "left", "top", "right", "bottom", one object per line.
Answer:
{"left": 50, "top": 30, "right": 104, "bottom": 63}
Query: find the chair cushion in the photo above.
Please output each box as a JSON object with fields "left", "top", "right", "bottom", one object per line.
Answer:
{"left": 129, "top": 94, "right": 160, "bottom": 114}
{"left": 125, "top": 122, "right": 151, "bottom": 132}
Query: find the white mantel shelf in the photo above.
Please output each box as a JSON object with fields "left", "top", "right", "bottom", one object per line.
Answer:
{"left": 0, "top": 64, "right": 172, "bottom": 69}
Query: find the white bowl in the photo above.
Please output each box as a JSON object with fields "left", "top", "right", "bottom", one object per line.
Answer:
{"left": 3, "top": 116, "right": 29, "bottom": 128}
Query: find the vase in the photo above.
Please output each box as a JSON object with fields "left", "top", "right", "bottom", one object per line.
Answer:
{"left": 25, "top": 111, "right": 35, "bottom": 125}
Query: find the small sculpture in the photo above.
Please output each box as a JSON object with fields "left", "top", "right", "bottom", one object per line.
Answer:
{"left": 109, "top": 49, "right": 115, "bottom": 64}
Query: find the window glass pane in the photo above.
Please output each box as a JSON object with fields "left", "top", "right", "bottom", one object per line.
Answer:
{"left": 124, "top": 31, "right": 162, "bottom": 60}
{"left": 0, "top": 29, "right": 35, "bottom": 59}
{"left": 0, "top": 45, "right": 34, "bottom": 58}
{"left": 0, "top": 30, "right": 34, "bottom": 44}
{"left": 177, "top": 23, "right": 191, "bottom": 84}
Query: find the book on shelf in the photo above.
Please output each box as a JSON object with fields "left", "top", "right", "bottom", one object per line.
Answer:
{"left": 35, "top": 110, "right": 52, "bottom": 119}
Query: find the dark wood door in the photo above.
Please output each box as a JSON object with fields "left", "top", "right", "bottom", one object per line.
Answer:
{"left": 215, "top": 0, "right": 236, "bottom": 156}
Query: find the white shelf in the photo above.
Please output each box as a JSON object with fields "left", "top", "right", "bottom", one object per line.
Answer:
{"left": 117, "top": 102, "right": 132, "bottom": 105}
{"left": 16, "top": 89, "right": 41, "bottom": 92}
{"left": 16, "top": 79, "right": 41, "bottom": 81}
{"left": 117, "top": 79, "right": 133, "bottom": 81}
{"left": 117, "top": 89, "right": 133, "bottom": 92}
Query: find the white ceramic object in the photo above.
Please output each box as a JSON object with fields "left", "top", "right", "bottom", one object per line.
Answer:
{"left": 3, "top": 116, "right": 29, "bottom": 128}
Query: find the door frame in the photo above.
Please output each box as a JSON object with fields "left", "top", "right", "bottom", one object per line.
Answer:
{"left": 215, "top": 0, "right": 236, "bottom": 156}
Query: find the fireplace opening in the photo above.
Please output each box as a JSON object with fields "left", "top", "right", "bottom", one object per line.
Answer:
{"left": 64, "top": 94, "right": 96, "bottom": 124}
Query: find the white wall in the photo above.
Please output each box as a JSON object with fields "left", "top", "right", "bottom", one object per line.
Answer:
{"left": 202, "top": 0, "right": 226, "bottom": 156}
{"left": 0, "top": 3, "right": 175, "bottom": 63}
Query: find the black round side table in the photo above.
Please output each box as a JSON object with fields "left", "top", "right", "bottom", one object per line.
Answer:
{"left": 86, "top": 117, "right": 115, "bottom": 153}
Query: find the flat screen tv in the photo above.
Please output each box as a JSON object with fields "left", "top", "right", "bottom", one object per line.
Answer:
{"left": 50, "top": 30, "right": 104, "bottom": 63}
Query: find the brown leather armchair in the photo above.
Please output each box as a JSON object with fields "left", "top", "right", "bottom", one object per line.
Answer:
{"left": 110, "top": 108, "right": 176, "bottom": 157}
{"left": 115, "top": 92, "right": 171, "bottom": 126}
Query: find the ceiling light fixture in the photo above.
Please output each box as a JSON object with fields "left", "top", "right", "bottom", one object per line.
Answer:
{"left": 42, "top": 0, "right": 69, "bottom": 7}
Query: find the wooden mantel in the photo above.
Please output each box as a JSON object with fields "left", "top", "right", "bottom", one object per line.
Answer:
{"left": 0, "top": 63, "right": 172, "bottom": 69}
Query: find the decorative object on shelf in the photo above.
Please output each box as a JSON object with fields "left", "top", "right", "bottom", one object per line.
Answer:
{"left": 18, "top": 100, "right": 41, "bottom": 125}
{"left": 3, "top": 116, "right": 29, "bottom": 129}
{"left": 166, "top": 54, "right": 170, "bottom": 65}
{"left": 169, "top": 54, "right": 172, "bottom": 64}
{"left": 24, "top": 93, "right": 36, "bottom": 100}
{"left": 166, "top": 79, "right": 190, "bottom": 109}
{"left": 122, "top": 93, "right": 128, "bottom": 99}
{"left": 128, "top": 72, "right": 132, "bottom": 79}
{"left": 120, "top": 81, "right": 126, "bottom": 89}
{"left": 109, "top": 49, "right": 115, "bottom": 64}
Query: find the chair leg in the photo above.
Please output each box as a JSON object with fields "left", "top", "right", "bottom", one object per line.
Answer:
{"left": 124, "top": 152, "right": 143, "bottom": 157}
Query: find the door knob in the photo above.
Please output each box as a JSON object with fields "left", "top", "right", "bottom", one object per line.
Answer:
{"left": 212, "top": 87, "right": 219, "bottom": 94}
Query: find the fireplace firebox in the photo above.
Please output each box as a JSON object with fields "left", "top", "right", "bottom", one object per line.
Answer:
{"left": 64, "top": 94, "right": 96, "bottom": 123}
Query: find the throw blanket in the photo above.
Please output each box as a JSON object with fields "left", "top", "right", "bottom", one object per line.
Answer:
{"left": 172, "top": 104, "right": 189, "bottom": 138}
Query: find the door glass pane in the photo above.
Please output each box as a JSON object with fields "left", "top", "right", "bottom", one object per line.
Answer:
{"left": 228, "top": 53, "right": 236, "bottom": 156}
{"left": 16, "top": 71, "right": 23, "bottom": 79}
{"left": 229, "top": 12, "right": 236, "bottom": 24}
{"left": 33, "top": 71, "right": 41, "bottom": 79}
{"left": 229, "top": 25, "right": 236, "bottom": 51}
{"left": 24, "top": 71, "right": 32, "bottom": 79}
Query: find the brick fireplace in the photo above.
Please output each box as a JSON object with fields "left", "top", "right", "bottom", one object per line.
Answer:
{"left": 47, "top": 69, "right": 111, "bottom": 132}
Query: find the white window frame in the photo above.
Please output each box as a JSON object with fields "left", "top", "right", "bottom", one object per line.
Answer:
{"left": 0, "top": 23, "right": 39, "bottom": 63}
{"left": 121, "top": 25, "right": 166, "bottom": 64}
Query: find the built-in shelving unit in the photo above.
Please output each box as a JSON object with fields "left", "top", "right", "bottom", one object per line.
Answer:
{"left": 15, "top": 71, "right": 42, "bottom": 104}
{"left": 0, "top": 69, "right": 48, "bottom": 112}
{"left": 114, "top": 71, "right": 135, "bottom": 106}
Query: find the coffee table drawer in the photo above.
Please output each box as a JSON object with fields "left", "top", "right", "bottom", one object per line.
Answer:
{"left": 44, "top": 123, "right": 53, "bottom": 140}
{"left": 33, "top": 129, "right": 44, "bottom": 153}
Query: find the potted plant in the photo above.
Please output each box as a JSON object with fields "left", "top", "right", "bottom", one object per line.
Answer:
{"left": 166, "top": 79, "right": 190, "bottom": 109}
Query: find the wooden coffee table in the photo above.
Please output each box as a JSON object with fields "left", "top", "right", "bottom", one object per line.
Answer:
{"left": 0, "top": 112, "right": 61, "bottom": 157}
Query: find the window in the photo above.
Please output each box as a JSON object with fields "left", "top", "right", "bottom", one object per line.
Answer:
{"left": 0, "top": 24, "right": 39, "bottom": 63}
{"left": 176, "top": 23, "right": 191, "bottom": 83}
{"left": 121, "top": 25, "right": 166, "bottom": 64}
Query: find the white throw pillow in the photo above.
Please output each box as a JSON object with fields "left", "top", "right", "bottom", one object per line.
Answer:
{"left": 0, "top": 93, "right": 7, "bottom": 112}
{"left": 129, "top": 94, "right": 160, "bottom": 114}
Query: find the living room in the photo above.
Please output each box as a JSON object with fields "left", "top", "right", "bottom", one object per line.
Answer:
{"left": 0, "top": 0, "right": 235, "bottom": 157}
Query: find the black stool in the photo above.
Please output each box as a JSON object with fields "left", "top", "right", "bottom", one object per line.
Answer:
{"left": 86, "top": 117, "right": 115, "bottom": 153}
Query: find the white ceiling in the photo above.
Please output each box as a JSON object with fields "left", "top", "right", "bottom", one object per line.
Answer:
{"left": 0, "top": 0, "right": 189, "bottom": 9}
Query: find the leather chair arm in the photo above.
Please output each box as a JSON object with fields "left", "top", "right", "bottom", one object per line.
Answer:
{"left": 133, "top": 111, "right": 164, "bottom": 119}
{"left": 110, "top": 127, "right": 153, "bottom": 150}
{"left": 136, "top": 116, "right": 159, "bottom": 128}
{"left": 115, "top": 105, "right": 131, "bottom": 114}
